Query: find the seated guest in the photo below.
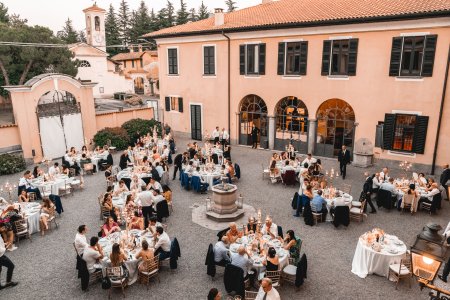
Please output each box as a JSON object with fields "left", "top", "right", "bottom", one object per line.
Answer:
{"left": 261, "top": 247, "right": 279, "bottom": 271}
{"left": 130, "top": 175, "right": 146, "bottom": 191}
{"left": 104, "top": 165, "right": 113, "bottom": 180}
{"left": 184, "top": 161, "right": 194, "bottom": 174}
{"left": 282, "top": 230, "right": 302, "bottom": 264}
{"left": 401, "top": 184, "right": 419, "bottom": 214}
{"left": 125, "top": 194, "right": 136, "bottom": 216}
{"left": 18, "top": 190, "right": 29, "bottom": 203}
{"left": 418, "top": 182, "right": 441, "bottom": 209}
{"left": 230, "top": 246, "right": 254, "bottom": 283}
{"left": 426, "top": 178, "right": 436, "bottom": 190}
{"left": 302, "top": 153, "right": 316, "bottom": 167}
{"left": 227, "top": 161, "right": 235, "bottom": 178}
{"left": 207, "top": 288, "right": 222, "bottom": 300}
{"left": 191, "top": 154, "right": 200, "bottom": 168}
{"left": 74, "top": 225, "right": 88, "bottom": 256}
{"left": 32, "top": 166, "right": 44, "bottom": 179}
{"left": 153, "top": 226, "right": 171, "bottom": 260}
{"left": 246, "top": 216, "right": 257, "bottom": 235}
{"left": 119, "top": 150, "right": 131, "bottom": 170}
{"left": 81, "top": 145, "right": 91, "bottom": 156}
{"left": 18, "top": 170, "right": 42, "bottom": 200}
{"left": 147, "top": 217, "right": 162, "bottom": 234}
{"left": 281, "top": 160, "right": 295, "bottom": 174}
{"left": 40, "top": 199, "right": 55, "bottom": 236}
{"left": 152, "top": 149, "right": 160, "bottom": 161}
{"left": 330, "top": 197, "right": 347, "bottom": 219}
{"left": 380, "top": 177, "right": 398, "bottom": 196}
{"left": 102, "top": 193, "right": 119, "bottom": 222}
{"left": 269, "top": 160, "right": 280, "bottom": 177}
{"left": 61, "top": 165, "right": 70, "bottom": 176}
{"left": 418, "top": 173, "right": 428, "bottom": 187}
{"left": 0, "top": 206, "right": 19, "bottom": 251}
{"left": 256, "top": 278, "right": 281, "bottom": 300}
{"left": 64, "top": 151, "right": 80, "bottom": 175}
{"left": 147, "top": 178, "right": 163, "bottom": 193}
{"left": 83, "top": 237, "right": 104, "bottom": 274}
{"left": 48, "top": 162, "right": 61, "bottom": 178}
{"left": 214, "top": 236, "right": 230, "bottom": 266}
{"left": 79, "top": 154, "right": 96, "bottom": 173}
{"left": 161, "top": 145, "right": 170, "bottom": 161}
{"left": 162, "top": 185, "right": 172, "bottom": 207}
{"left": 226, "top": 222, "right": 243, "bottom": 243}
{"left": 136, "top": 240, "right": 154, "bottom": 271}
{"left": 261, "top": 216, "right": 278, "bottom": 238}
{"left": 101, "top": 217, "right": 120, "bottom": 238}
{"left": 110, "top": 243, "right": 129, "bottom": 278}
{"left": 311, "top": 190, "right": 328, "bottom": 217}
{"left": 129, "top": 211, "right": 144, "bottom": 230}
{"left": 114, "top": 180, "right": 129, "bottom": 196}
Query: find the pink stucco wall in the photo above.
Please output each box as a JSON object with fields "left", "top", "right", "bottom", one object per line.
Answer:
{"left": 95, "top": 107, "right": 154, "bottom": 131}
{"left": 0, "top": 125, "right": 21, "bottom": 149}
{"left": 158, "top": 24, "right": 450, "bottom": 166}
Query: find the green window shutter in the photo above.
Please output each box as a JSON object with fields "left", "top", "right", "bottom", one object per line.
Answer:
{"left": 277, "top": 42, "right": 285, "bottom": 75}
{"left": 347, "top": 39, "right": 358, "bottom": 76}
{"left": 299, "top": 41, "right": 308, "bottom": 76}
{"left": 239, "top": 45, "right": 245, "bottom": 75}
{"left": 258, "top": 43, "right": 266, "bottom": 75}
{"left": 421, "top": 35, "right": 437, "bottom": 77}
{"left": 389, "top": 37, "right": 403, "bottom": 77}
{"left": 382, "top": 113, "right": 396, "bottom": 150}
{"left": 412, "top": 116, "right": 429, "bottom": 154}
{"left": 165, "top": 97, "right": 170, "bottom": 111}
{"left": 321, "top": 40, "right": 332, "bottom": 76}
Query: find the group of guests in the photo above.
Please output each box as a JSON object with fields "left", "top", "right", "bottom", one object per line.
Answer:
{"left": 207, "top": 277, "right": 280, "bottom": 300}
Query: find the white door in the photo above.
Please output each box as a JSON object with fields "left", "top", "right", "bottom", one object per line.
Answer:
{"left": 39, "top": 116, "right": 67, "bottom": 160}
{"left": 63, "top": 113, "right": 84, "bottom": 150}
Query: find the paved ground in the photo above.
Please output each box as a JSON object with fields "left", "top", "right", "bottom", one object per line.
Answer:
{"left": 0, "top": 138, "right": 449, "bottom": 300}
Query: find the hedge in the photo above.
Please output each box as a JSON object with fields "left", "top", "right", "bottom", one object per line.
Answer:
{"left": 0, "top": 153, "right": 26, "bottom": 175}
{"left": 93, "top": 127, "right": 130, "bottom": 150}
{"left": 121, "top": 118, "right": 161, "bottom": 144}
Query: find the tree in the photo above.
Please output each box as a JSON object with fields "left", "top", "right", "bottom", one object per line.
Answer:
{"left": 0, "top": 2, "right": 9, "bottom": 23}
{"left": 198, "top": 1, "right": 209, "bottom": 20}
{"left": 189, "top": 8, "right": 197, "bottom": 22}
{"left": 166, "top": 1, "right": 175, "bottom": 26}
{"left": 129, "top": 0, "right": 152, "bottom": 43}
{"left": 78, "top": 30, "right": 87, "bottom": 43}
{"left": 225, "top": 0, "right": 237, "bottom": 12}
{"left": 156, "top": 8, "right": 169, "bottom": 30}
{"left": 105, "top": 4, "right": 122, "bottom": 55}
{"left": 58, "top": 18, "right": 79, "bottom": 44}
{"left": 117, "top": 0, "right": 130, "bottom": 45}
{"left": 176, "top": 0, "right": 189, "bottom": 25}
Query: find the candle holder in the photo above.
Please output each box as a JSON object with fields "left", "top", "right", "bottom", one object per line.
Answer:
{"left": 399, "top": 160, "right": 412, "bottom": 179}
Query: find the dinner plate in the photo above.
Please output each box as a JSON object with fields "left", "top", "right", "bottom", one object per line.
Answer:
{"left": 388, "top": 249, "right": 398, "bottom": 254}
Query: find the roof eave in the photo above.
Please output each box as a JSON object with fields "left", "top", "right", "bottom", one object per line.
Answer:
{"left": 146, "top": 10, "right": 450, "bottom": 40}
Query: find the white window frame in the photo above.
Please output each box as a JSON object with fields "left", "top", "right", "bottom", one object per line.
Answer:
{"left": 167, "top": 95, "right": 181, "bottom": 113}
{"left": 244, "top": 42, "right": 261, "bottom": 76}
{"left": 167, "top": 46, "right": 179, "bottom": 76}
{"left": 396, "top": 34, "right": 431, "bottom": 78}
{"left": 202, "top": 44, "right": 216, "bottom": 77}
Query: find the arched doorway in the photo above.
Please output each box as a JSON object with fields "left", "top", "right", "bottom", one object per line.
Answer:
{"left": 37, "top": 90, "right": 84, "bottom": 159}
{"left": 274, "top": 96, "right": 308, "bottom": 152}
{"left": 134, "top": 77, "right": 145, "bottom": 94}
{"left": 238, "top": 95, "right": 268, "bottom": 146}
{"left": 316, "top": 99, "right": 355, "bottom": 157}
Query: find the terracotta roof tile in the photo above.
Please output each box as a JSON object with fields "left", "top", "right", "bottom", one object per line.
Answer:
{"left": 144, "top": 0, "right": 450, "bottom": 38}
{"left": 111, "top": 52, "right": 145, "bottom": 61}
{"left": 83, "top": 4, "right": 106, "bottom": 13}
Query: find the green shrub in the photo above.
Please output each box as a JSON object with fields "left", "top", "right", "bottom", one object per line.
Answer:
{"left": 121, "top": 118, "right": 161, "bottom": 143}
{"left": 0, "top": 153, "right": 26, "bottom": 175}
{"left": 93, "top": 127, "right": 130, "bottom": 150}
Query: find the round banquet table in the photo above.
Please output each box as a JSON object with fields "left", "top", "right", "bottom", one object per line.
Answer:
{"left": 199, "top": 171, "right": 222, "bottom": 190}
{"left": 229, "top": 235, "right": 289, "bottom": 276}
{"left": 32, "top": 175, "right": 73, "bottom": 196}
{"left": 99, "top": 230, "right": 156, "bottom": 285}
{"left": 322, "top": 192, "right": 353, "bottom": 221}
{"left": 1, "top": 202, "right": 41, "bottom": 234}
{"left": 351, "top": 234, "right": 407, "bottom": 279}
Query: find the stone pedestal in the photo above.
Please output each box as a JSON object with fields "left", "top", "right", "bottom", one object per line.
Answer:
{"left": 211, "top": 184, "right": 238, "bottom": 214}
{"left": 353, "top": 153, "right": 374, "bottom": 167}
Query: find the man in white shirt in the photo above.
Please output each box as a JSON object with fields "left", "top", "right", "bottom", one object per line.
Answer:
{"left": 256, "top": 278, "right": 281, "bottom": 300}
{"left": 422, "top": 183, "right": 441, "bottom": 201}
{"left": 221, "top": 128, "right": 229, "bottom": 147}
{"left": 191, "top": 154, "right": 200, "bottom": 168}
{"left": 74, "top": 225, "right": 88, "bottom": 256}
{"left": 154, "top": 226, "right": 171, "bottom": 260}
{"left": 0, "top": 236, "right": 18, "bottom": 289}
{"left": 138, "top": 190, "right": 155, "bottom": 228}
{"left": 48, "top": 162, "right": 60, "bottom": 178}
{"left": 380, "top": 167, "right": 389, "bottom": 182}
{"left": 372, "top": 172, "right": 381, "bottom": 192}
{"left": 230, "top": 246, "right": 254, "bottom": 278}
{"left": 147, "top": 178, "right": 163, "bottom": 193}
{"left": 18, "top": 170, "right": 42, "bottom": 200}
{"left": 281, "top": 160, "right": 295, "bottom": 174}
{"left": 82, "top": 237, "right": 104, "bottom": 274}
{"left": 161, "top": 145, "right": 170, "bottom": 161}
{"left": 214, "top": 236, "right": 230, "bottom": 266}
{"left": 155, "top": 162, "right": 164, "bottom": 178}
{"left": 260, "top": 217, "right": 278, "bottom": 238}
{"left": 301, "top": 153, "right": 316, "bottom": 168}
{"left": 212, "top": 126, "right": 220, "bottom": 144}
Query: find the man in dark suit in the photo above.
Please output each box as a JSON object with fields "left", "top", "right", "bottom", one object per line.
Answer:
{"left": 440, "top": 164, "right": 450, "bottom": 200}
{"left": 251, "top": 125, "right": 260, "bottom": 149}
{"left": 338, "top": 145, "right": 351, "bottom": 179}
{"left": 173, "top": 152, "right": 188, "bottom": 180}
{"left": 119, "top": 151, "right": 131, "bottom": 170}
{"left": 363, "top": 172, "right": 376, "bottom": 213}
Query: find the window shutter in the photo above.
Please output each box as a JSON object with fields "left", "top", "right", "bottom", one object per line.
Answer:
{"left": 178, "top": 97, "right": 183, "bottom": 113}
{"left": 277, "top": 42, "right": 285, "bottom": 75}
{"left": 389, "top": 37, "right": 403, "bottom": 76}
{"left": 299, "top": 41, "right": 308, "bottom": 76}
{"left": 422, "top": 35, "right": 438, "bottom": 77}
{"left": 165, "top": 97, "right": 170, "bottom": 111}
{"left": 375, "top": 124, "right": 384, "bottom": 148}
{"left": 321, "top": 40, "right": 332, "bottom": 75}
{"left": 258, "top": 43, "right": 266, "bottom": 75}
{"left": 203, "top": 48, "right": 208, "bottom": 75}
{"left": 412, "top": 116, "right": 429, "bottom": 154}
{"left": 382, "top": 113, "right": 396, "bottom": 150}
{"left": 239, "top": 45, "right": 245, "bottom": 75}
{"left": 347, "top": 39, "right": 358, "bottom": 76}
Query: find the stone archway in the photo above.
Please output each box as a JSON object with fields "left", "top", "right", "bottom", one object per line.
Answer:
{"left": 238, "top": 95, "right": 268, "bottom": 146}
{"left": 4, "top": 73, "right": 97, "bottom": 163}
{"left": 134, "top": 77, "right": 145, "bottom": 95}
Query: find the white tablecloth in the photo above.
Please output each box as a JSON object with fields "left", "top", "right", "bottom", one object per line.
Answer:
{"left": 33, "top": 176, "right": 74, "bottom": 196}
{"left": 1, "top": 202, "right": 41, "bottom": 235}
{"left": 351, "top": 235, "right": 407, "bottom": 278}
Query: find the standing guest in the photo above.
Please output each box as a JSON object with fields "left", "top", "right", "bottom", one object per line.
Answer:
{"left": 0, "top": 235, "right": 18, "bottom": 289}
{"left": 18, "top": 170, "right": 42, "bottom": 200}
{"left": 82, "top": 237, "right": 104, "bottom": 274}
{"left": 214, "top": 236, "right": 230, "bottom": 266}
{"left": 363, "top": 172, "right": 377, "bottom": 213}
{"left": 251, "top": 124, "right": 260, "bottom": 149}
{"left": 221, "top": 128, "right": 229, "bottom": 147}
{"left": 338, "top": 145, "right": 351, "bottom": 179}
{"left": 255, "top": 278, "right": 281, "bottom": 300}
{"left": 440, "top": 164, "right": 450, "bottom": 200}
{"left": 153, "top": 226, "right": 171, "bottom": 260}
{"left": 212, "top": 126, "right": 220, "bottom": 145}
{"left": 438, "top": 237, "right": 450, "bottom": 282}
{"left": 74, "top": 225, "right": 88, "bottom": 256}
{"left": 119, "top": 150, "right": 131, "bottom": 170}
{"left": 138, "top": 190, "right": 155, "bottom": 228}
{"left": 164, "top": 123, "right": 171, "bottom": 136}
{"left": 372, "top": 173, "right": 381, "bottom": 193}
{"left": 207, "top": 288, "right": 222, "bottom": 300}
{"left": 173, "top": 152, "right": 188, "bottom": 180}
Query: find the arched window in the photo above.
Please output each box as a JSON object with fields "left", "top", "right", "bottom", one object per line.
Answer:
{"left": 274, "top": 97, "right": 308, "bottom": 151}
{"left": 79, "top": 60, "right": 91, "bottom": 68}
{"left": 238, "top": 95, "right": 268, "bottom": 146}
{"left": 95, "top": 16, "right": 100, "bottom": 31}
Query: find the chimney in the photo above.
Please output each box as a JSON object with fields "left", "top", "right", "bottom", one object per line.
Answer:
{"left": 214, "top": 8, "right": 224, "bottom": 26}
{"left": 129, "top": 45, "right": 134, "bottom": 53}
{"left": 138, "top": 44, "right": 143, "bottom": 53}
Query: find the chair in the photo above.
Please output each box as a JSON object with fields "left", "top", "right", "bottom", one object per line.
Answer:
{"left": 262, "top": 164, "right": 270, "bottom": 180}
{"left": 47, "top": 208, "right": 58, "bottom": 230}
{"left": 377, "top": 189, "right": 394, "bottom": 210}
{"left": 332, "top": 206, "right": 350, "bottom": 228}
{"left": 269, "top": 170, "right": 281, "bottom": 184}
{"left": 311, "top": 207, "right": 324, "bottom": 225}
{"left": 245, "top": 291, "right": 258, "bottom": 300}
{"left": 58, "top": 180, "right": 72, "bottom": 197}
{"left": 156, "top": 200, "right": 170, "bottom": 222}
{"left": 350, "top": 200, "right": 366, "bottom": 222}
{"left": 191, "top": 176, "right": 208, "bottom": 193}
{"left": 341, "top": 183, "right": 352, "bottom": 194}
{"left": 282, "top": 170, "right": 297, "bottom": 186}
{"left": 70, "top": 175, "right": 83, "bottom": 191}
{"left": 106, "top": 267, "right": 127, "bottom": 299}
{"left": 281, "top": 258, "right": 297, "bottom": 286}
{"left": 277, "top": 225, "right": 283, "bottom": 239}
{"left": 39, "top": 185, "right": 52, "bottom": 200}
{"left": 401, "top": 193, "right": 414, "bottom": 213}
{"left": 13, "top": 219, "right": 32, "bottom": 244}
{"left": 421, "top": 193, "right": 442, "bottom": 214}
{"left": 388, "top": 256, "right": 412, "bottom": 289}
{"left": 138, "top": 255, "right": 160, "bottom": 289}
{"left": 101, "top": 206, "right": 111, "bottom": 220}
{"left": 265, "top": 270, "right": 281, "bottom": 287}
{"left": 83, "top": 163, "right": 94, "bottom": 175}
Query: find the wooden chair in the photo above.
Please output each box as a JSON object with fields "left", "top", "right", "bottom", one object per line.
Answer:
{"left": 106, "top": 267, "right": 127, "bottom": 299}
{"left": 14, "top": 218, "right": 32, "bottom": 244}
{"left": 98, "top": 194, "right": 105, "bottom": 220}
{"left": 311, "top": 207, "right": 324, "bottom": 225}
{"left": 265, "top": 270, "right": 281, "bottom": 287}
{"left": 245, "top": 290, "right": 258, "bottom": 300}
{"left": 401, "top": 193, "right": 414, "bottom": 213}
{"left": 350, "top": 200, "right": 366, "bottom": 222}
{"left": 47, "top": 208, "right": 58, "bottom": 230}
{"left": 101, "top": 206, "right": 111, "bottom": 221}
{"left": 138, "top": 255, "right": 160, "bottom": 290}
{"left": 39, "top": 185, "right": 52, "bottom": 200}
{"left": 341, "top": 184, "right": 352, "bottom": 194}
{"left": 388, "top": 256, "right": 412, "bottom": 289}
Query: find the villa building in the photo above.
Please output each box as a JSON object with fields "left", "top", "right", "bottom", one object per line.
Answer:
{"left": 146, "top": 0, "right": 450, "bottom": 171}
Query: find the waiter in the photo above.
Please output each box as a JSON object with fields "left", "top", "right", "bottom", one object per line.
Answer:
{"left": 0, "top": 236, "right": 18, "bottom": 289}
{"left": 221, "top": 128, "right": 229, "bottom": 149}
{"left": 251, "top": 125, "right": 260, "bottom": 149}
{"left": 338, "top": 145, "right": 351, "bottom": 179}
{"left": 212, "top": 126, "right": 220, "bottom": 145}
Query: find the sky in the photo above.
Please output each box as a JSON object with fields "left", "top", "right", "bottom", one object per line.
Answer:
{"left": 2, "top": 0, "right": 261, "bottom": 33}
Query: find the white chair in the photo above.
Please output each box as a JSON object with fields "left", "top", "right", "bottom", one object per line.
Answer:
{"left": 262, "top": 164, "right": 270, "bottom": 179}
{"left": 14, "top": 219, "right": 32, "bottom": 244}
{"left": 350, "top": 200, "right": 366, "bottom": 222}
{"left": 58, "top": 180, "right": 72, "bottom": 197}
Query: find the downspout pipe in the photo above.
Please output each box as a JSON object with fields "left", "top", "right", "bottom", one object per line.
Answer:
{"left": 431, "top": 44, "right": 450, "bottom": 175}
{"left": 222, "top": 31, "right": 231, "bottom": 142}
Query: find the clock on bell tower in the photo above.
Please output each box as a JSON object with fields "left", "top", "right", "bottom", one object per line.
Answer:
{"left": 83, "top": 3, "right": 106, "bottom": 52}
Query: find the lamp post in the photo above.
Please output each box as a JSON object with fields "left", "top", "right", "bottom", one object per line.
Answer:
{"left": 410, "top": 223, "right": 450, "bottom": 299}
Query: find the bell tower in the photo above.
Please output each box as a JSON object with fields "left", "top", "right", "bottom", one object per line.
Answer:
{"left": 83, "top": 3, "right": 106, "bottom": 52}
